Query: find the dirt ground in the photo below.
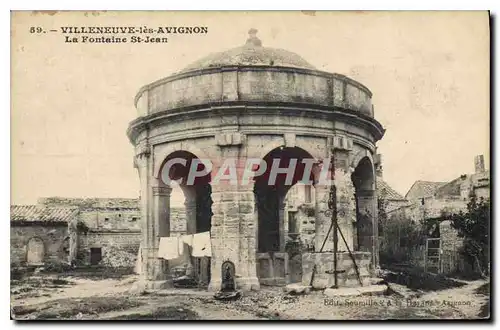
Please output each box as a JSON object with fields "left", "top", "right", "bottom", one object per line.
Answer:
{"left": 11, "top": 268, "right": 490, "bottom": 320}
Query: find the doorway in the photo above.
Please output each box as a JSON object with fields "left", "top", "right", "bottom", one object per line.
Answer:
{"left": 90, "top": 247, "right": 102, "bottom": 265}
{"left": 26, "top": 237, "right": 45, "bottom": 265}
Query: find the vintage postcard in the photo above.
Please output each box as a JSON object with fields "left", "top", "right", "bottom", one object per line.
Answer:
{"left": 10, "top": 11, "right": 490, "bottom": 320}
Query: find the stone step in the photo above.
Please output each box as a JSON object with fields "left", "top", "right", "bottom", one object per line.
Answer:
{"left": 324, "top": 284, "right": 388, "bottom": 297}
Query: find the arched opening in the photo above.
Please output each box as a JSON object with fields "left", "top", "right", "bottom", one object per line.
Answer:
{"left": 220, "top": 261, "right": 236, "bottom": 292}
{"left": 26, "top": 237, "right": 45, "bottom": 265}
{"left": 351, "top": 156, "right": 376, "bottom": 253}
{"left": 253, "top": 146, "right": 315, "bottom": 284}
{"left": 159, "top": 150, "right": 213, "bottom": 286}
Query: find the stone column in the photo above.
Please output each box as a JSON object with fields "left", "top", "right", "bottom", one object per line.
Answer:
{"left": 333, "top": 150, "right": 356, "bottom": 253}
{"left": 133, "top": 145, "right": 172, "bottom": 291}
{"left": 357, "top": 189, "right": 378, "bottom": 267}
{"left": 151, "top": 185, "right": 172, "bottom": 285}
{"left": 314, "top": 181, "right": 332, "bottom": 252}
{"left": 208, "top": 132, "right": 260, "bottom": 291}
{"left": 184, "top": 198, "right": 197, "bottom": 234}
{"left": 313, "top": 138, "right": 355, "bottom": 253}
{"left": 278, "top": 196, "right": 286, "bottom": 252}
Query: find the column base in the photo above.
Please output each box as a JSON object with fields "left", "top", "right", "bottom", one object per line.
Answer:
{"left": 208, "top": 277, "right": 261, "bottom": 292}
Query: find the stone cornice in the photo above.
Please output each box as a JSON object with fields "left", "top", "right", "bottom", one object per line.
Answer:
{"left": 127, "top": 102, "right": 385, "bottom": 146}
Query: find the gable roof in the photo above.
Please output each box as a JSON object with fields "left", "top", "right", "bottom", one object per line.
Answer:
{"left": 405, "top": 181, "right": 447, "bottom": 199}
{"left": 376, "top": 178, "right": 406, "bottom": 201}
{"left": 11, "top": 205, "right": 79, "bottom": 223}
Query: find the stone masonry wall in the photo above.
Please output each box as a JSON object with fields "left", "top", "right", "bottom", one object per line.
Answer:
{"left": 11, "top": 224, "right": 69, "bottom": 265}
{"left": 78, "top": 231, "right": 141, "bottom": 268}
{"left": 302, "top": 252, "right": 372, "bottom": 289}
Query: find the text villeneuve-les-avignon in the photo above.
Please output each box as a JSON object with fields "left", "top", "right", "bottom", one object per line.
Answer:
{"left": 61, "top": 26, "right": 208, "bottom": 44}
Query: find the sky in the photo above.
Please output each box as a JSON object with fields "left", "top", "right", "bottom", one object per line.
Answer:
{"left": 11, "top": 11, "right": 490, "bottom": 207}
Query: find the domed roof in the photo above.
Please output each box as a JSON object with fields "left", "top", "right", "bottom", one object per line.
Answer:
{"left": 179, "top": 29, "right": 316, "bottom": 73}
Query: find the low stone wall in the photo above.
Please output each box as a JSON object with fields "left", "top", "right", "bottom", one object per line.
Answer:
{"left": 11, "top": 224, "right": 69, "bottom": 265}
{"left": 78, "top": 230, "right": 141, "bottom": 268}
{"left": 302, "top": 251, "right": 372, "bottom": 289}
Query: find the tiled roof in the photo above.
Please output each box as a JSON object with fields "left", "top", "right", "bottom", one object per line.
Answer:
{"left": 405, "top": 181, "right": 447, "bottom": 199}
{"left": 10, "top": 205, "right": 79, "bottom": 223}
{"left": 377, "top": 178, "right": 406, "bottom": 201}
{"left": 38, "top": 197, "right": 140, "bottom": 210}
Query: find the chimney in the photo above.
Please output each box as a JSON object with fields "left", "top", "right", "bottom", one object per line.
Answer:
{"left": 474, "top": 155, "right": 485, "bottom": 174}
{"left": 374, "top": 154, "right": 383, "bottom": 178}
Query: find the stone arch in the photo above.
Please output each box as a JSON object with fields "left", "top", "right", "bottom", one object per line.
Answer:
{"left": 255, "top": 138, "right": 286, "bottom": 160}
{"left": 256, "top": 136, "right": 325, "bottom": 163}
{"left": 351, "top": 156, "right": 377, "bottom": 254}
{"left": 26, "top": 236, "right": 45, "bottom": 265}
{"left": 254, "top": 146, "right": 316, "bottom": 254}
{"left": 153, "top": 141, "right": 212, "bottom": 179}
{"left": 154, "top": 148, "right": 213, "bottom": 286}
{"left": 350, "top": 146, "right": 376, "bottom": 187}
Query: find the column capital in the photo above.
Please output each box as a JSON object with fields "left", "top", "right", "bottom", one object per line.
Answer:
{"left": 152, "top": 186, "right": 172, "bottom": 196}
{"left": 134, "top": 142, "right": 151, "bottom": 169}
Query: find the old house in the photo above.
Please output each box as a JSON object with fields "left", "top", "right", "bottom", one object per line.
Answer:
{"left": 11, "top": 197, "right": 189, "bottom": 270}
{"left": 38, "top": 198, "right": 142, "bottom": 268}
{"left": 380, "top": 155, "right": 490, "bottom": 274}
{"left": 11, "top": 205, "right": 79, "bottom": 266}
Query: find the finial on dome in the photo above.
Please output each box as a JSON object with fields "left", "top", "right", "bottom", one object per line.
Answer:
{"left": 246, "top": 28, "right": 262, "bottom": 47}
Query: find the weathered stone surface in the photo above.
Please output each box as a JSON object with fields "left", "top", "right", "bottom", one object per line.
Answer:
{"left": 302, "top": 252, "right": 372, "bottom": 289}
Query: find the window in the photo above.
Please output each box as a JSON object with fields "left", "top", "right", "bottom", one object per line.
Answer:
{"left": 304, "top": 185, "right": 312, "bottom": 203}
{"left": 104, "top": 217, "right": 109, "bottom": 222}
{"left": 130, "top": 217, "right": 138, "bottom": 222}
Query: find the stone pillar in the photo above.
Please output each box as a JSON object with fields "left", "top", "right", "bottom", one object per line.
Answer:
{"left": 278, "top": 196, "right": 286, "bottom": 252}
{"left": 314, "top": 181, "right": 332, "bottom": 252}
{"left": 333, "top": 150, "right": 356, "bottom": 253}
{"left": 313, "top": 142, "right": 355, "bottom": 253}
{"left": 151, "top": 185, "right": 172, "bottom": 285}
{"left": 133, "top": 145, "right": 172, "bottom": 291}
{"left": 208, "top": 132, "right": 259, "bottom": 291}
{"left": 184, "top": 198, "right": 197, "bottom": 234}
{"left": 357, "top": 189, "right": 378, "bottom": 267}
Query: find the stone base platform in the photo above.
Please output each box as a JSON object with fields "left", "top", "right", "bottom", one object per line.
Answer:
{"left": 302, "top": 251, "right": 373, "bottom": 289}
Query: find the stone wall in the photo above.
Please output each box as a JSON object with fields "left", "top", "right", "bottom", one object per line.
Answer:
{"left": 301, "top": 252, "right": 372, "bottom": 289}
{"left": 142, "top": 68, "right": 373, "bottom": 118}
{"left": 11, "top": 224, "right": 69, "bottom": 265}
{"left": 79, "top": 209, "right": 141, "bottom": 230}
{"left": 38, "top": 197, "right": 140, "bottom": 209}
{"left": 77, "top": 230, "right": 141, "bottom": 268}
